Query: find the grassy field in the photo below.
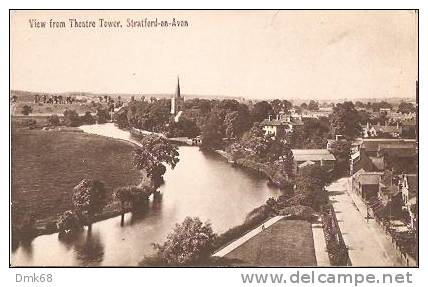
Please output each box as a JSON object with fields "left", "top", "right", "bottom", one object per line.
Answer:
{"left": 222, "top": 219, "right": 317, "bottom": 266}
{"left": 12, "top": 102, "right": 97, "bottom": 116}
{"left": 11, "top": 128, "right": 142, "bottom": 231}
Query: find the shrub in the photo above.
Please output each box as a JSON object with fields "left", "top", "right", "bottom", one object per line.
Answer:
{"left": 140, "top": 217, "right": 216, "bottom": 266}
{"left": 57, "top": 210, "right": 82, "bottom": 238}
{"left": 21, "top": 105, "right": 32, "bottom": 115}
{"left": 47, "top": 114, "right": 60, "bottom": 126}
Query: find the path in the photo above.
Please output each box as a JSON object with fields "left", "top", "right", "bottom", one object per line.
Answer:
{"left": 326, "top": 177, "right": 403, "bottom": 266}
{"left": 213, "top": 216, "right": 284, "bottom": 257}
{"left": 311, "top": 221, "right": 330, "bottom": 266}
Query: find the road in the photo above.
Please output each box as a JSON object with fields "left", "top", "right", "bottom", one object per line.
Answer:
{"left": 326, "top": 177, "right": 404, "bottom": 266}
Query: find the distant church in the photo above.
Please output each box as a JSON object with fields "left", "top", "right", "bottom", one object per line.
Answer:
{"left": 170, "top": 77, "right": 184, "bottom": 119}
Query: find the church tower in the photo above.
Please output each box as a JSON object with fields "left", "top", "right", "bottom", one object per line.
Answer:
{"left": 171, "top": 76, "right": 184, "bottom": 115}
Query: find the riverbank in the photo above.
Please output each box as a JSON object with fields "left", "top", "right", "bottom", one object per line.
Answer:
{"left": 214, "top": 149, "right": 289, "bottom": 189}
{"left": 11, "top": 127, "right": 143, "bottom": 243}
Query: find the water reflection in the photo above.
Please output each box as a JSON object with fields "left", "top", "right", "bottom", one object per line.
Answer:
{"left": 73, "top": 231, "right": 105, "bottom": 266}
{"left": 12, "top": 124, "right": 280, "bottom": 266}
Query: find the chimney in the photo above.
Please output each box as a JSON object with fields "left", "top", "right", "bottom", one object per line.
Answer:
{"left": 276, "top": 114, "right": 280, "bottom": 120}
{"left": 268, "top": 115, "right": 272, "bottom": 121}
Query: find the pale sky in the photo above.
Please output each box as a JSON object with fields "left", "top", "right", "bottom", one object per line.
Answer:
{"left": 11, "top": 10, "right": 418, "bottom": 100}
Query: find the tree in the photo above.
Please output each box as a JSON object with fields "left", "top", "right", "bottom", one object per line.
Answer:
{"left": 300, "top": 102, "right": 308, "bottom": 110}
{"left": 167, "top": 117, "right": 200, "bottom": 138}
{"left": 251, "top": 101, "right": 273, "bottom": 123}
{"left": 63, "top": 109, "right": 80, "bottom": 127}
{"left": 80, "top": 111, "right": 96, "bottom": 125}
{"left": 308, "top": 100, "right": 319, "bottom": 111}
{"left": 200, "top": 113, "right": 224, "bottom": 150}
{"left": 140, "top": 217, "right": 217, "bottom": 266}
{"left": 329, "top": 140, "right": 351, "bottom": 176}
{"left": 72, "top": 179, "right": 107, "bottom": 232}
{"left": 96, "top": 107, "right": 110, "bottom": 124}
{"left": 113, "top": 186, "right": 152, "bottom": 225}
{"left": 21, "top": 105, "right": 32, "bottom": 116}
{"left": 47, "top": 114, "right": 60, "bottom": 126}
{"left": 57, "top": 210, "right": 82, "bottom": 238}
{"left": 355, "top": 101, "right": 365, "bottom": 108}
{"left": 330, "top": 101, "right": 362, "bottom": 139}
{"left": 133, "top": 135, "right": 179, "bottom": 189}
{"left": 294, "top": 174, "right": 327, "bottom": 211}
{"left": 224, "top": 106, "right": 251, "bottom": 139}
{"left": 398, "top": 102, "right": 416, "bottom": 114}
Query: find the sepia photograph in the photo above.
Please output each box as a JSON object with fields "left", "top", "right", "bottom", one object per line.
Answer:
{"left": 10, "top": 9, "right": 418, "bottom": 268}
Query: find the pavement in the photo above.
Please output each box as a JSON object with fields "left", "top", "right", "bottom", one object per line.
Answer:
{"left": 311, "top": 220, "right": 331, "bottom": 266}
{"left": 326, "top": 177, "right": 404, "bottom": 266}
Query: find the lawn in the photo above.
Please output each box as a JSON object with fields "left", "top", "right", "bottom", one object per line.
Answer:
{"left": 222, "top": 219, "right": 317, "bottom": 266}
{"left": 11, "top": 128, "right": 142, "bottom": 231}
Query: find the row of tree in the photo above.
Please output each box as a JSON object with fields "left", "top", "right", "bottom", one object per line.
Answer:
{"left": 56, "top": 134, "right": 179, "bottom": 238}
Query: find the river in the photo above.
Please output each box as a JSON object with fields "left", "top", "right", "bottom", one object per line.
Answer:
{"left": 11, "top": 123, "right": 280, "bottom": 266}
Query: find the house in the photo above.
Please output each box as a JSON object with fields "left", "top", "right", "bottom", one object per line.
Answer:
{"left": 349, "top": 138, "right": 417, "bottom": 175}
{"left": 291, "top": 149, "right": 336, "bottom": 173}
{"left": 362, "top": 122, "right": 402, "bottom": 138}
{"left": 351, "top": 169, "right": 383, "bottom": 200}
{"left": 400, "top": 174, "right": 418, "bottom": 229}
{"left": 353, "top": 138, "right": 416, "bottom": 157}
{"left": 261, "top": 113, "right": 303, "bottom": 139}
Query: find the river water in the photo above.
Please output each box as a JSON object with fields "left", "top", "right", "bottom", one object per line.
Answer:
{"left": 11, "top": 123, "right": 280, "bottom": 266}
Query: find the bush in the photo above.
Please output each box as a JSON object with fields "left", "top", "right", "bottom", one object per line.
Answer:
{"left": 57, "top": 210, "right": 83, "bottom": 238}
{"left": 47, "top": 114, "right": 60, "bottom": 126}
{"left": 21, "top": 105, "right": 32, "bottom": 115}
{"left": 140, "top": 217, "right": 216, "bottom": 266}
{"left": 63, "top": 109, "right": 80, "bottom": 127}
{"left": 80, "top": 111, "right": 96, "bottom": 125}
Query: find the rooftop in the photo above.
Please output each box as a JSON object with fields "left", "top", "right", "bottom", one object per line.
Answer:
{"left": 292, "top": 149, "right": 336, "bottom": 162}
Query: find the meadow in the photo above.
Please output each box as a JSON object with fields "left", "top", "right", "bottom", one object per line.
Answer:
{"left": 11, "top": 128, "right": 142, "bottom": 231}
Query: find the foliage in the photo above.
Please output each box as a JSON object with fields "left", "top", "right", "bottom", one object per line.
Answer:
{"left": 398, "top": 102, "right": 416, "bottom": 114}
{"left": 286, "top": 118, "right": 330, "bottom": 149}
{"left": 96, "top": 107, "right": 110, "bottom": 124}
{"left": 72, "top": 179, "right": 107, "bottom": 226}
{"left": 308, "top": 100, "right": 319, "bottom": 111}
{"left": 330, "top": 101, "right": 362, "bottom": 139}
{"left": 369, "top": 100, "right": 393, "bottom": 112}
{"left": 140, "top": 217, "right": 217, "bottom": 266}
{"left": 251, "top": 101, "right": 273, "bottom": 123}
{"left": 200, "top": 113, "right": 224, "bottom": 150}
{"left": 126, "top": 99, "right": 171, "bottom": 132}
{"left": 224, "top": 107, "right": 252, "bottom": 139}
{"left": 133, "top": 134, "right": 179, "bottom": 187}
{"left": 114, "top": 185, "right": 152, "bottom": 210}
{"left": 57, "top": 210, "right": 82, "bottom": 237}
{"left": 294, "top": 171, "right": 328, "bottom": 211}
{"left": 21, "top": 105, "right": 33, "bottom": 115}
{"left": 63, "top": 109, "right": 80, "bottom": 127}
{"left": 270, "top": 99, "right": 292, "bottom": 114}
{"left": 80, "top": 111, "right": 96, "bottom": 125}
{"left": 47, "top": 114, "right": 60, "bottom": 126}
{"left": 167, "top": 117, "right": 200, "bottom": 138}
{"left": 329, "top": 140, "right": 351, "bottom": 175}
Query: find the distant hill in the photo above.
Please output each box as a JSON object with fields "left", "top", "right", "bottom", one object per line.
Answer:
{"left": 10, "top": 90, "right": 239, "bottom": 102}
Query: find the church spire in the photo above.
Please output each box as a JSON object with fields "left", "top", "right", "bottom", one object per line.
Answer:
{"left": 175, "top": 76, "right": 181, "bottom": 98}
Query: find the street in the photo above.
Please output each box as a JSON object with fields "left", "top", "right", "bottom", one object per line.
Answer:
{"left": 326, "top": 178, "right": 404, "bottom": 266}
